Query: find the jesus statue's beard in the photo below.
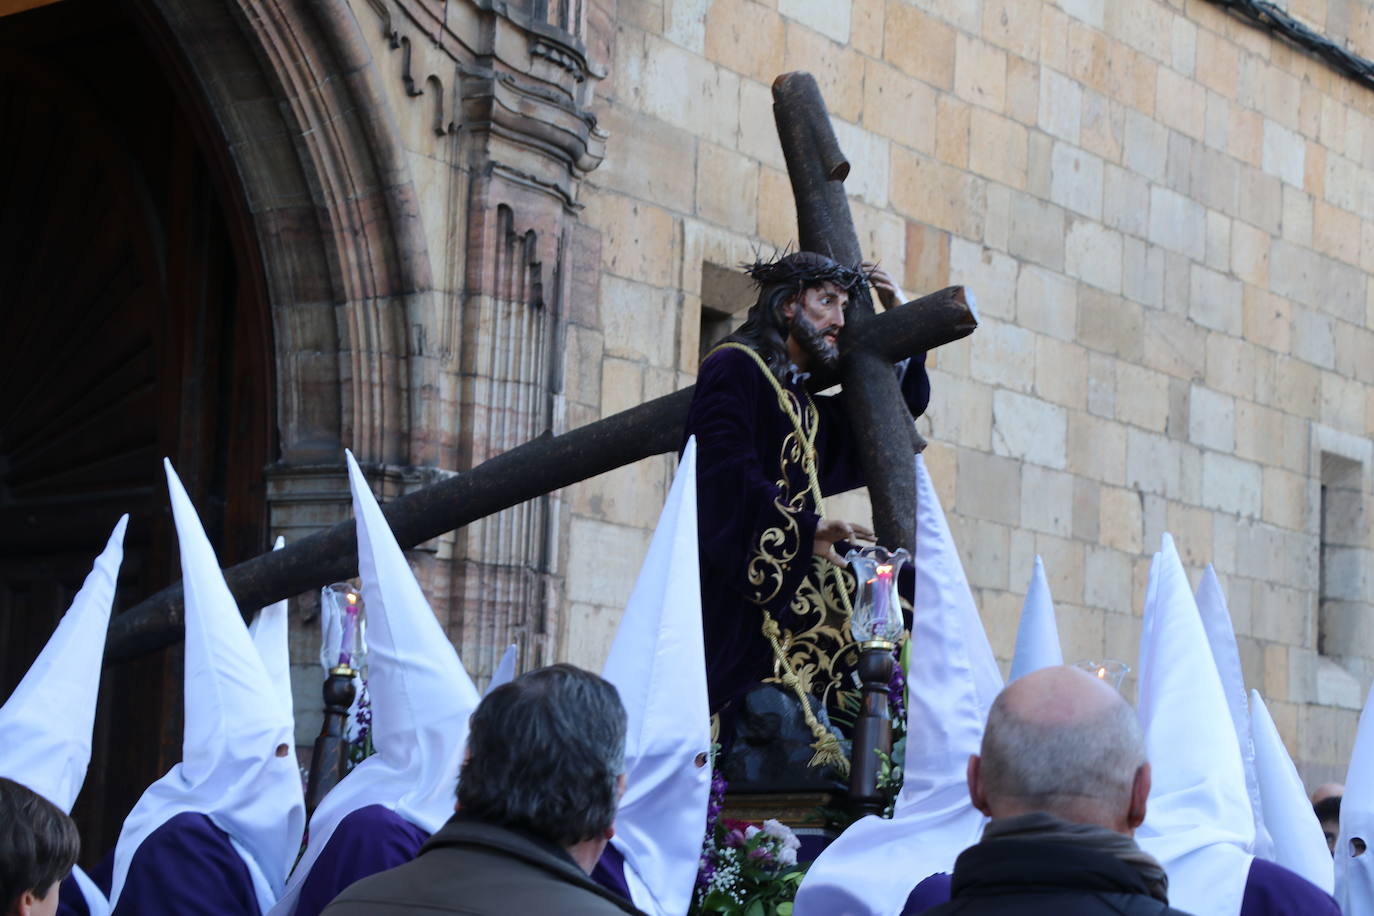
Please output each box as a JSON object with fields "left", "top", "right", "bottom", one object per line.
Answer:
{"left": 790, "top": 310, "right": 841, "bottom": 371}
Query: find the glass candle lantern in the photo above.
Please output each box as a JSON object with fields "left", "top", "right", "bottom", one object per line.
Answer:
{"left": 845, "top": 545, "right": 911, "bottom": 647}
{"left": 1073, "top": 658, "right": 1130, "bottom": 691}
{"left": 319, "top": 583, "right": 366, "bottom": 673}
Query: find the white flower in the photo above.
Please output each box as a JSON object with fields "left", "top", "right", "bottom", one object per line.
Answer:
{"left": 762, "top": 818, "right": 801, "bottom": 850}
{"left": 777, "top": 845, "right": 798, "bottom": 867}
{"left": 745, "top": 824, "right": 761, "bottom": 840}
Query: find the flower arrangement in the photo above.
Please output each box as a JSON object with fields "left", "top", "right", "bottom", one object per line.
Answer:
{"left": 692, "top": 754, "right": 808, "bottom": 915}
{"left": 694, "top": 815, "right": 807, "bottom": 915}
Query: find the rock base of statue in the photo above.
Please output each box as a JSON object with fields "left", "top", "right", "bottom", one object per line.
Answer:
{"left": 719, "top": 683, "right": 848, "bottom": 791}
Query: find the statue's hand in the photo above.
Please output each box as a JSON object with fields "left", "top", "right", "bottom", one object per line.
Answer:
{"left": 861, "top": 261, "right": 906, "bottom": 311}
{"left": 813, "top": 518, "right": 875, "bottom": 566}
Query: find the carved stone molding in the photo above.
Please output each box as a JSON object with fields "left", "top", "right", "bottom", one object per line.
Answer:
{"left": 461, "top": 70, "right": 607, "bottom": 205}
{"left": 137, "top": 0, "right": 609, "bottom": 681}
{"left": 365, "top": 0, "right": 607, "bottom": 188}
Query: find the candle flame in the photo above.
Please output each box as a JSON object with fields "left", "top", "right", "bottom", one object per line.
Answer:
{"left": 346, "top": 591, "right": 358, "bottom": 605}
{"left": 1096, "top": 666, "right": 1107, "bottom": 679}
{"left": 876, "top": 564, "right": 893, "bottom": 576}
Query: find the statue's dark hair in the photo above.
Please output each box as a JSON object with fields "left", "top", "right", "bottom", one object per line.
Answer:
{"left": 0, "top": 777, "right": 80, "bottom": 908}
{"left": 457, "top": 663, "right": 626, "bottom": 847}
{"left": 719, "top": 250, "right": 868, "bottom": 379}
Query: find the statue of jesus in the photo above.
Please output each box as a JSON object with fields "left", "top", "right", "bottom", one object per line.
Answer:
{"left": 683, "top": 250, "right": 928, "bottom": 769}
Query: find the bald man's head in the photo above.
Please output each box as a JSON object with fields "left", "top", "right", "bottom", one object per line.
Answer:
{"left": 1311, "top": 782, "right": 1344, "bottom": 805}
{"left": 968, "top": 666, "right": 1150, "bottom": 834}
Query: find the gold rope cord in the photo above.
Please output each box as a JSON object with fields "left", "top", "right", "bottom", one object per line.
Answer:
{"left": 707, "top": 343, "right": 855, "bottom": 775}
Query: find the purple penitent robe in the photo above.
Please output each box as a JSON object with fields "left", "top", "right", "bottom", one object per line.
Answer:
{"left": 591, "top": 843, "right": 634, "bottom": 904}
{"left": 1239, "top": 857, "right": 1340, "bottom": 915}
{"left": 58, "top": 858, "right": 115, "bottom": 916}
{"left": 57, "top": 876, "right": 90, "bottom": 916}
{"left": 684, "top": 344, "right": 927, "bottom": 723}
{"left": 113, "top": 811, "right": 259, "bottom": 915}
{"left": 902, "top": 857, "right": 1341, "bottom": 915}
{"left": 294, "top": 804, "right": 430, "bottom": 916}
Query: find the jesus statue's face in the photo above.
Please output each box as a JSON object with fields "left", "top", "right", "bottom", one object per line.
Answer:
{"left": 784, "top": 281, "right": 848, "bottom": 372}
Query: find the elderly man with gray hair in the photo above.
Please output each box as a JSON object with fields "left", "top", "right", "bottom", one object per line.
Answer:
{"left": 322, "top": 664, "right": 644, "bottom": 916}
{"left": 912, "top": 665, "right": 1193, "bottom": 915}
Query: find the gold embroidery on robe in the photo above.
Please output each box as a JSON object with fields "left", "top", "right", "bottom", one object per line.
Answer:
{"left": 742, "top": 386, "right": 860, "bottom": 713}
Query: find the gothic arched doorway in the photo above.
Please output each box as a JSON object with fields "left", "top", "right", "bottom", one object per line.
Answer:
{"left": 0, "top": 0, "right": 274, "bottom": 859}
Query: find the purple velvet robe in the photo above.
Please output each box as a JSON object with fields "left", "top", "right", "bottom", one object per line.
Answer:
{"left": 684, "top": 345, "right": 928, "bottom": 716}
{"left": 293, "top": 805, "right": 430, "bottom": 916}
{"left": 902, "top": 857, "right": 1342, "bottom": 915}
{"left": 112, "top": 811, "right": 259, "bottom": 915}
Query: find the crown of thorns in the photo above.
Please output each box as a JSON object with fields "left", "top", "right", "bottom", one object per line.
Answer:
{"left": 742, "top": 250, "right": 869, "bottom": 292}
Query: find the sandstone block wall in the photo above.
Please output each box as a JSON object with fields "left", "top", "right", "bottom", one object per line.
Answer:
{"left": 554, "top": 0, "right": 1374, "bottom": 786}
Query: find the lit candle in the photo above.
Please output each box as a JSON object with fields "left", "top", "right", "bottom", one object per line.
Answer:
{"left": 872, "top": 563, "right": 893, "bottom": 632}
{"left": 339, "top": 590, "right": 359, "bottom": 667}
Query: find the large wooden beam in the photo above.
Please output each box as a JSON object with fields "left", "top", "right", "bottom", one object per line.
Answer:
{"left": 773, "top": 71, "right": 922, "bottom": 554}
{"left": 105, "top": 288, "right": 975, "bottom": 661}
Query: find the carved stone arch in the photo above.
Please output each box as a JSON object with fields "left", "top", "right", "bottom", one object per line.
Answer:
{"left": 142, "top": 0, "right": 437, "bottom": 470}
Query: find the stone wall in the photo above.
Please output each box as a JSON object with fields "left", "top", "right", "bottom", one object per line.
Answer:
{"left": 559, "top": 0, "right": 1374, "bottom": 786}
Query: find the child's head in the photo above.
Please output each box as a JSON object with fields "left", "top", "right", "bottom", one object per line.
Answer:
{"left": 0, "top": 777, "right": 79, "bottom": 916}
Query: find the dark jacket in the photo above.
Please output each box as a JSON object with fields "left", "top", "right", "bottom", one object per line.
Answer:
{"left": 915, "top": 838, "right": 1195, "bottom": 916}
{"left": 320, "top": 814, "right": 645, "bottom": 916}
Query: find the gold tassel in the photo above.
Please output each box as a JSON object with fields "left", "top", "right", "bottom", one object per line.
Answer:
{"left": 762, "top": 611, "right": 850, "bottom": 778}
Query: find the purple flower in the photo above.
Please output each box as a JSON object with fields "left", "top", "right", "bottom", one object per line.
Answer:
{"left": 747, "top": 846, "right": 774, "bottom": 862}
{"left": 694, "top": 762, "right": 730, "bottom": 895}
{"left": 888, "top": 654, "right": 906, "bottom": 721}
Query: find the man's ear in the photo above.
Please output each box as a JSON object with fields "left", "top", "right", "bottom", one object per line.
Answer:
{"left": 615, "top": 772, "right": 627, "bottom": 802}
{"left": 1127, "top": 762, "right": 1151, "bottom": 830}
{"left": 967, "top": 754, "right": 991, "bottom": 817}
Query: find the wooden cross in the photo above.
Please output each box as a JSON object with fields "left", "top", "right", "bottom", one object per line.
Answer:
{"left": 774, "top": 71, "right": 924, "bottom": 554}
{"left": 105, "top": 73, "right": 977, "bottom": 662}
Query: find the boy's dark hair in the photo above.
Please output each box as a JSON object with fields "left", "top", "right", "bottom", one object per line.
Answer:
{"left": 0, "top": 776, "right": 80, "bottom": 907}
{"left": 1315, "top": 794, "right": 1342, "bottom": 822}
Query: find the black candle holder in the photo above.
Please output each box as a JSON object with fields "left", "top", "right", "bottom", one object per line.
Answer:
{"left": 304, "top": 664, "right": 357, "bottom": 814}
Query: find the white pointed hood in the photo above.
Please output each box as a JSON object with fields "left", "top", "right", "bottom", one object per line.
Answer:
{"left": 484, "top": 644, "right": 518, "bottom": 697}
{"left": 272, "top": 451, "right": 481, "bottom": 916}
{"left": 0, "top": 515, "right": 126, "bottom": 812}
{"left": 112, "top": 462, "right": 304, "bottom": 912}
{"left": 602, "top": 438, "right": 711, "bottom": 916}
{"left": 1009, "top": 555, "right": 1061, "bottom": 682}
{"left": 1136, "top": 534, "right": 1253, "bottom": 916}
{"left": 1336, "top": 681, "right": 1374, "bottom": 913}
{"left": 1249, "top": 690, "right": 1334, "bottom": 892}
{"left": 249, "top": 537, "right": 294, "bottom": 727}
{"left": 0, "top": 516, "right": 126, "bottom": 916}
{"left": 794, "top": 453, "right": 1003, "bottom": 916}
{"left": 1195, "top": 566, "right": 1272, "bottom": 859}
